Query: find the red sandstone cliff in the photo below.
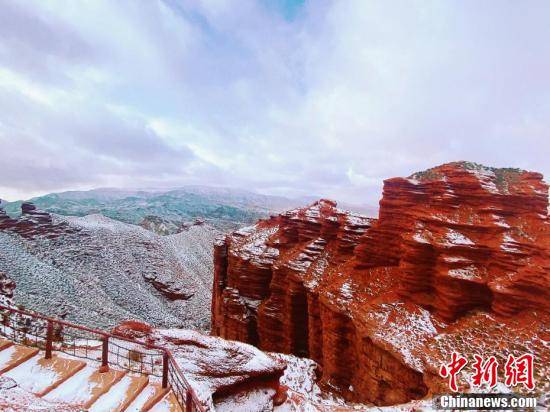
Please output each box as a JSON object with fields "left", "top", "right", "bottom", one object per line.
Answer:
{"left": 211, "top": 162, "right": 549, "bottom": 405}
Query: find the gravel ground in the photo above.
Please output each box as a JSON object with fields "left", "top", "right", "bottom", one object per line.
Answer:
{"left": 0, "top": 214, "right": 220, "bottom": 331}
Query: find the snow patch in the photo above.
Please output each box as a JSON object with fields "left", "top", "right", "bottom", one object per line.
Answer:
{"left": 43, "top": 365, "right": 97, "bottom": 404}
{"left": 445, "top": 229, "right": 474, "bottom": 246}
{"left": 340, "top": 281, "right": 354, "bottom": 299}
{"left": 3, "top": 355, "right": 58, "bottom": 394}
{"left": 448, "top": 265, "right": 481, "bottom": 281}
{"left": 89, "top": 375, "right": 134, "bottom": 412}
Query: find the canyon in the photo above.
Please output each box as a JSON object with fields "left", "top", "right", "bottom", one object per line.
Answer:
{"left": 0, "top": 203, "right": 219, "bottom": 330}
{"left": 212, "top": 161, "right": 549, "bottom": 406}
{"left": 0, "top": 161, "right": 548, "bottom": 410}
{"left": 0, "top": 199, "right": 354, "bottom": 409}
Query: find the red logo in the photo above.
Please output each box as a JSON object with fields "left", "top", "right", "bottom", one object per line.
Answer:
{"left": 439, "top": 352, "right": 468, "bottom": 392}
{"left": 471, "top": 354, "right": 498, "bottom": 389}
{"left": 440, "top": 353, "right": 535, "bottom": 392}
{"left": 504, "top": 354, "right": 535, "bottom": 390}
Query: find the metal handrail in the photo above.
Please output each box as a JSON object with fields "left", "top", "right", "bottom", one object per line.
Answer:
{"left": 0, "top": 304, "right": 206, "bottom": 411}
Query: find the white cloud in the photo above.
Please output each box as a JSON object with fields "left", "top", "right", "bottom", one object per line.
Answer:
{"left": 0, "top": 0, "right": 549, "bottom": 204}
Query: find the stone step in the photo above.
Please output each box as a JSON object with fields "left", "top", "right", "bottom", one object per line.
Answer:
{"left": 0, "top": 344, "right": 40, "bottom": 374}
{"left": 149, "top": 390, "right": 182, "bottom": 412}
{"left": 44, "top": 364, "right": 126, "bottom": 408}
{"left": 0, "top": 338, "right": 14, "bottom": 351}
{"left": 0, "top": 338, "right": 183, "bottom": 412}
{"left": 131, "top": 382, "right": 170, "bottom": 412}
{"left": 89, "top": 373, "right": 149, "bottom": 412}
{"left": 3, "top": 353, "right": 86, "bottom": 396}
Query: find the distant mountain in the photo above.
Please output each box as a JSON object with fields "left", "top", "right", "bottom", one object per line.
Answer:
{"left": 2, "top": 186, "right": 305, "bottom": 232}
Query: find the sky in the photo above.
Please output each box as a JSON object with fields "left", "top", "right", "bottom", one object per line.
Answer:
{"left": 0, "top": 0, "right": 549, "bottom": 205}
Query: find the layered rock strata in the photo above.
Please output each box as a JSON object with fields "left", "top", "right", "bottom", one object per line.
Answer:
{"left": 0, "top": 203, "right": 80, "bottom": 239}
{"left": 0, "top": 210, "right": 217, "bottom": 330}
{"left": 211, "top": 162, "right": 549, "bottom": 405}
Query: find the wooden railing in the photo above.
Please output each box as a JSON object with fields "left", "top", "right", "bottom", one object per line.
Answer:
{"left": 0, "top": 304, "right": 207, "bottom": 411}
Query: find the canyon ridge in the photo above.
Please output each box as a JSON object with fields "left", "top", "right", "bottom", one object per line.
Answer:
{"left": 212, "top": 161, "right": 549, "bottom": 406}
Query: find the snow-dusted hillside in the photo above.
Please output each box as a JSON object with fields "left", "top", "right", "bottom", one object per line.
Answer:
{"left": 2, "top": 186, "right": 303, "bottom": 232}
{"left": 0, "top": 213, "right": 219, "bottom": 330}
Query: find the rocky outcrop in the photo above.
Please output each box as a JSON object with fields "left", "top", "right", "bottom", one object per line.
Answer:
{"left": 359, "top": 162, "right": 549, "bottom": 319}
{"left": 0, "top": 209, "right": 17, "bottom": 231}
{"left": 142, "top": 274, "right": 195, "bottom": 300}
{"left": 211, "top": 162, "right": 549, "bottom": 405}
{"left": 112, "top": 321, "right": 286, "bottom": 410}
{"left": 0, "top": 272, "right": 16, "bottom": 307}
{"left": 0, "top": 203, "right": 79, "bottom": 239}
{"left": 0, "top": 272, "right": 15, "bottom": 300}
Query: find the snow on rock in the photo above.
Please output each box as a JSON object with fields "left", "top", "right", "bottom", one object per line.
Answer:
{"left": 215, "top": 387, "right": 276, "bottom": 412}
{"left": 111, "top": 323, "right": 286, "bottom": 410}
{"left": 0, "top": 271, "right": 16, "bottom": 307}
{"left": 0, "top": 347, "right": 24, "bottom": 370}
{"left": 212, "top": 161, "right": 550, "bottom": 406}
{"left": 445, "top": 229, "right": 474, "bottom": 246}
{"left": 272, "top": 353, "right": 354, "bottom": 410}
{"left": 0, "top": 207, "right": 220, "bottom": 331}
{"left": 365, "top": 303, "right": 442, "bottom": 372}
{"left": 447, "top": 265, "right": 483, "bottom": 281}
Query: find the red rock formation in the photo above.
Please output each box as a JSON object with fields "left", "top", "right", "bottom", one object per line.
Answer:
{"left": 0, "top": 272, "right": 16, "bottom": 308}
{"left": 112, "top": 321, "right": 286, "bottom": 410}
{"left": 0, "top": 209, "right": 17, "bottom": 231}
{"left": 142, "top": 275, "right": 195, "bottom": 300}
{"left": 0, "top": 203, "right": 79, "bottom": 239}
{"left": 112, "top": 320, "right": 153, "bottom": 340}
{"left": 211, "top": 162, "right": 549, "bottom": 405}
{"left": 0, "top": 272, "right": 15, "bottom": 300}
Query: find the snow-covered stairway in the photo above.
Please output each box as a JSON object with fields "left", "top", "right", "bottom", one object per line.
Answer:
{"left": 0, "top": 339, "right": 182, "bottom": 411}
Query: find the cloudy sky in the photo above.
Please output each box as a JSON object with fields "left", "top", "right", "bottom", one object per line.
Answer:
{"left": 0, "top": 0, "right": 549, "bottom": 204}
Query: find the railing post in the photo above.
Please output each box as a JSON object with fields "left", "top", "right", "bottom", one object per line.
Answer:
{"left": 99, "top": 336, "right": 109, "bottom": 372}
{"left": 185, "top": 388, "right": 193, "bottom": 411}
{"left": 162, "top": 351, "right": 169, "bottom": 389}
{"left": 45, "top": 320, "right": 53, "bottom": 359}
